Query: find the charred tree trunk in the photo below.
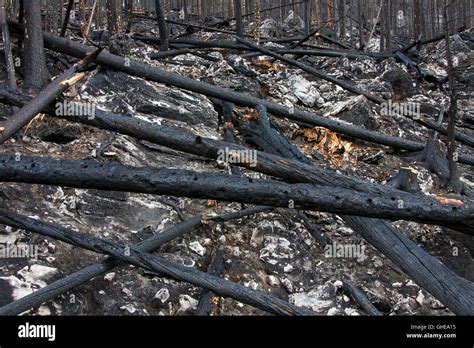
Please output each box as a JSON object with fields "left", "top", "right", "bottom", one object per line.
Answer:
{"left": 357, "top": 0, "right": 364, "bottom": 49}
{"left": 337, "top": 0, "right": 345, "bottom": 40}
{"left": 107, "top": 0, "right": 121, "bottom": 34}
{"left": 0, "top": 50, "right": 100, "bottom": 144}
{"left": 95, "top": 0, "right": 101, "bottom": 29}
{"left": 2, "top": 90, "right": 474, "bottom": 314}
{"left": 8, "top": 24, "right": 474, "bottom": 166}
{"left": 155, "top": 0, "right": 169, "bottom": 50}
{"left": 0, "top": 0, "right": 16, "bottom": 89}
{"left": 443, "top": 0, "right": 463, "bottom": 193}
{"left": 0, "top": 209, "right": 311, "bottom": 316}
{"left": 23, "top": 0, "right": 49, "bottom": 91}
{"left": 384, "top": 0, "right": 391, "bottom": 51}
{"left": 234, "top": 0, "right": 243, "bottom": 37}
{"left": 60, "top": 0, "right": 74, "bottom": 37}
{"left": 303, "top": 0, "right": 310, "bottom": 35}
{"left": 414, "top": 0, "right": 422, "bottom": 39}
{"left": 126, "top": 0, "right": 134, "bottom": 33}
{"left": 0, "top": 206, "right": 271, "bottom": 316}
{"left": 0, "top": 154, "right": 473, "bottom": 232}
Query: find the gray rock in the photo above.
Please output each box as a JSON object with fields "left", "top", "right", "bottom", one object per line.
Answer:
{"left": 82, "top": 70, "right": 218, "bottom": 128}
{"left": 381, "top": 68, "right": 415, "bottom": 98}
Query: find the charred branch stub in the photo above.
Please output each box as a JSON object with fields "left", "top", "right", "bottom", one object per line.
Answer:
{"left": 0, "top": 49, "right": 101, "bottom": 144}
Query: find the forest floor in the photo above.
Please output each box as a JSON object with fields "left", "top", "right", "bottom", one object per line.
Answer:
{"left": 0, "top": 16, "right": 473, "bottom": 316}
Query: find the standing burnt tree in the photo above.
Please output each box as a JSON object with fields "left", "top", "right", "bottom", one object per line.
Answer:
{"left": 155, "top": 0, "right": 169, "bottom": 51}
{"left": 337, "top": 0, "right": 345, "bottom": 41}
{"left": 23, "top": 0, "right": 49, "bottom": 92}
{"left": 126, "top": 0, "right": 134, "bottom": 33}
{"left": 234, "top": 0, "right": 244, "bottom": 37}
{"left": 0, "top": 0, "right": 16, "bottom": 89}
{"left": 413, "top": 0, "right": 422, "bottom": 39}
{"left": 304, "top": 0, "right": 310, "bottom": 35}
{"left": 107, "top": 0, "right": 122, "bottom": 34}
{"left": 61, "top": 0, "right": 74, "bottom": 37}
{"left": 443, "top": 0, "right": 463, "bottom": 193}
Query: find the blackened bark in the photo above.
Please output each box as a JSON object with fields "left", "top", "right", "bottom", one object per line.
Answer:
{"left": 0, "top": 0, "right": 16, "bottom": 89}
{"left": 234, "top": 0, "right": 243, "bottom": 37}
{"left": 107, "top": 0, "right": 121, "bottom": 34}
{"left": 23, "top": 0, "right": 49, "bottom": 91}
{"left": 0, "top": 155, "right": 473, "bottom": 231}
{"left": 0, "top": 50, "right": 100, "bottom": 144}
{"left": 6, "top": 26, "right": 474, "bottom": 166}
{"left": 0, "top": 206, "right": 270, "bottom": 316}
{"left": 126, "top": 0, "right": 134, "bottom": 33}
{"left": 0, "top": 209, "right": 311, "bottom": 316}
{"left": 443, "top": 0, "right": 463, "bottom": 193}
{"left": 155, "top": 0, "right": 169, "bottom": 50}
{"left": 60, "top": 0, "right": 74, "bottom": 37}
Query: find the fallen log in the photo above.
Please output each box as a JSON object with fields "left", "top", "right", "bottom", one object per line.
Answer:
{"left": 149, "top": 47, "right": 220, "bottom": 60}
{"left": 134, "top": 35, "right": 250, "bottom": 50}
{"left": 236, "top": 37, "right": 385, "bottom": 105}
{"left": 0, "top": 49, "right": 100, "bottom": 144}
{"left": 0, "top": 87, "right": 419, "bottom": 194}
{"left": 0, "top": 217, "right": 201, "bottom": 316}
{"left": 316, "top": 33, "right": 354, "bottom": 50}
{"left": 18, "top": 28, "right": 471, "bottom": 164}
{"left": 237, "top": 108, "right": 474, "bottom": 317}
{"left": 341, "top": 281, "right": 382, "bottom": 316}
{"left": 394, "top": 50, "right": 447, "bottom": 85}
{"left": 236, "top": 104, "right": 474, "bottom": 316}
{"left": 0, "top": 205, "right": 272, "bottom": 315}
{"left": 401, "top": 107, "right": 474, "bottom": 149}
{"left": 400, "top": 26, "right": 466, "bottom": 53}
{"left": 11, "top": 24, "right": 444, "bottom": 154}
{"left": 240, "top": 104, "right": 313, "bottom": 164}
{"left": 3, "top": 85, "right": 474, "bottom": 226}
{"left": 288, "top": 27, "right": 323, "bottom": 50}
{"left": 0, "top": 209, "right": 311, "bottom": 316}
{"left": 0, "top": 87, "right": 471, "bottom": 215}
{"left": 274, "top": 48, "right": 395, "bottom": 60}
{"left": 1, "top": 96, "right": 473, "bottom": 314}
{"left": 0, "top": 154, "right": 473, "bottom": 233}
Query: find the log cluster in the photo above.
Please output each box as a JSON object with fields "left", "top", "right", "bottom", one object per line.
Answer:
{"left": 1, "top": 17, "right": 473, "bottom": 318}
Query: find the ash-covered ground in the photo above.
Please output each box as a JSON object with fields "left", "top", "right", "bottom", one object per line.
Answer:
{"left": 0, "top": 16, "right": 473, "bottom": 316}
